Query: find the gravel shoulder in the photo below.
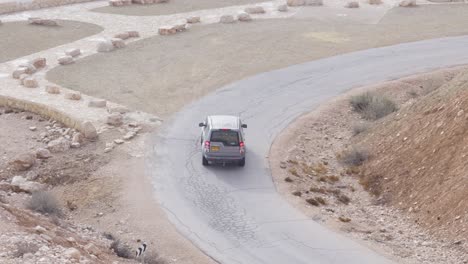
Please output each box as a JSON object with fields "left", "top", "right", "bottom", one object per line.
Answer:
{"left": 92, "top": 0, "right": 268, "bottom": 16}
{"left": 47, "top": 4, "right": 468, "bottom": 118}
{"left": 0, "top": 20, "right": 103, "bottom": 63}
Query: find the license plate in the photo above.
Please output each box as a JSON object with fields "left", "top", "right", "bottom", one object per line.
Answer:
{"left": 211, "top": 146, "right": 220, "bottom": 152}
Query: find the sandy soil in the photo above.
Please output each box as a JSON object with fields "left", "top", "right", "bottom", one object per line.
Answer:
{"left": 269, "top": 67, "right": 468, "bottom": 264}
{"left": 48, "top": 5, "right": 468, "bottom": 118}
{"left": 93, "top": 0, "right": 268, "bottom": 16}
{"left": 0, "top": 20, "right": 103, "bottom": 63}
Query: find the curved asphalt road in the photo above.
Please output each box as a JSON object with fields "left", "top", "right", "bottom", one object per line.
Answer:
{"left": 148, "top": 36, "right": 468, "bottom": 264}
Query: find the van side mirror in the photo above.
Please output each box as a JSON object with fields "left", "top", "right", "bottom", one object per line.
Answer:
{"left": 241, "top": 124, "right": 247, "bottom": 128}
{"left": 199, "top": 122, "right": 206, "bottom": 127}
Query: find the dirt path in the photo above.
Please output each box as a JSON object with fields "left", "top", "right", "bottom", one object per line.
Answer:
{"left": 47, "top": 5, "right": 468, "bottom": 118}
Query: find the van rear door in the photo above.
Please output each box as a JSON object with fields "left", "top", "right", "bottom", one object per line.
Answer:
{"left": 209, "top": 130, "right": 240, "bottom": 157}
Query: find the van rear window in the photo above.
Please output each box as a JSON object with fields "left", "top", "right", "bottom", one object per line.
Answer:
{"left": 210, "top": 131, "right": 239, "bottom": 146}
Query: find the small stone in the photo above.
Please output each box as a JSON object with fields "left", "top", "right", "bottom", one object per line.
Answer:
{"left": 220, "top": 15, "right": 235, "bottom": 24}
{"left": 97, "top": 40, "right": 115, "bottom": 52}
{"left": 47, "top": 137, "right": 71, "bottom": 153}
{"left": 36, "top": 148, "right": 51, "bottom": 159}
{"left": 84, "top": 243, "right": 100, "bottom": 256}
{"left": 45, "top": 85, "right": 60, "bottom": 94}
{"left": 369, "top": 0, "right": 383, "bottom": 4}
{"left": 186, "top": 16, "right": 201, "bottom": 23}
{"left": 278, "top": 4, "right": 288, "bottom": 11}
{"left": 82, "top": 121, "right": 98, "bottom": 139}
{"left": 159, "top": 26, "right": 177, "bottom": 35}
{"left": 123, "top": 132, "right": 136, "bottom": 140}
{"left": 88, "top": 99, "right": 107, "bottom": 108}
{"left": 71, "top": 142, "right": 80, "bottom": 148}
{"left": 29, "top": 126, "right": 37, "bottom": 131}
{"left": 28, "top": 17, "right": 58, "bottom": 26}
{"left": 107, "top": 113, "right": 123, "bottom": 126}
{"left": 107, "top": 105, "right": 130, "bottom": 114}
{"left": 127, "top": 31, "right": 140, "bottom": 38}
{"left": 58, "top": 55, "right": 74, "bottom": 65}
{"left": 65, "top": 48, "right": 81, "bottom": 57}
{"left": 18, "top": 62, "right": 37, "bottom": 74}
{"left": 238, "top": 13, "right": 252, "bottom": 22}
{"left": 66, "top": 237, "right": 76, "bottom": 243}
{"left": 10, "top": 153, "right": 36, "bottom": 171}
{"left": 305, "top": 0, "right": 323, "bottom": 5}
{"left": 31, "top": 58, "right": 46, "bottom": 68}
{"left": 72, "top": 133, "right": 84, "bottom": 144}
{"left": 12, "top": 67, "right": 28, "bottom": 79}
{"left": 114, "top": 32, "right": 130, "bottom": 40}
{"left": 64, "top": 92, "right": 81, "bottom": 101}
{"left": 287, "top": 0, "right": 305, "bottom": 6}
{"left": 23, "top": 77, "right": 38, "bottom": 88}
{"left": 172, "top": 23, "right": 187, "bottom": 32}
{"left": 111, "top": 38, "right": 126, "bottom": 49}
{"left": 244, "top": 6, "right": 265, "bottom": 14}
{"left": 345, "top": 1, "right": 359, "bottom": 7}
{"left": 399, "top": 0, "right": 416, "bottom": 6}
{"left": 64, "top": 248, "right": 81, "bottom": 260}
{"left": 34, "top": 226, "right": 47, "bottom": 234}
{"left": 114, "top": 139, "right": 124, "bottom": 144}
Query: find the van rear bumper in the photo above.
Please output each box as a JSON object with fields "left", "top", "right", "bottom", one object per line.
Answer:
{"left": 204, "top": 154, "right": 244, "bottom": 162}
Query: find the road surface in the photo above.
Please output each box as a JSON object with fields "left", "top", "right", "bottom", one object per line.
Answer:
{"left": 147, "top": 35, "right": 468, "bottom": 264}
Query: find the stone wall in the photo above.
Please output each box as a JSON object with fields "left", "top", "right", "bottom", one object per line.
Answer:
{"left": 0, "top": 0, "right": 98, "bottom": 15}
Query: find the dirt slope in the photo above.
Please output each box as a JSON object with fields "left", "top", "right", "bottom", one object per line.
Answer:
{"left": 358, "top": 70, "right": 468, "bottom": 245}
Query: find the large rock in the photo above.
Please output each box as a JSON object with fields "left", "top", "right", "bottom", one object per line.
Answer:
{"left": 82, "top": 121, "right": 98, "bottom": 139}
{"left": 219, "top": 15, "right": 235, "bottom": 24}
{"left": 127, "top": 31, "right": 140, "bottom": 38}
{"left": 36, "top": 148, "right": 51, "bottom": 159}
{"left": 22, "top": 77, "right": 38, "bottom": 88}
{"left": 28, "top": 17, "right": 58, "bottom": 26}
{"left": 12, "top": 67, "right": 28, "bottom": 79}
{"left": 58, "top": 56, "right": 74, "bottom": 65}
{"left": 238, "top": 13, "right": 252, "bottom": 22}
{"left": 31, "top": 58, "right": 46, "bottom": 69}
{"left": 345, "top": 1, "right": 360, "bottom": 7}
{"left": 45, "top": 85, "right": 60, "bottom": 94}
{"left": 186, "top": 16, "right": 200, "bottom": 24}
{"left": 97, "top": 40, "right": 115, "bottom": 52}
{"left": 159, "top": 26, "right": 176, "bottom": 35}
{"left": 10, "top": 153, "right": 36, "bottom": 171}
{"left": 114, "top": 32, "right": 130, "bottom": 40}
{"left": 305, "top": 0, "right": 323, "bottom": 5}
{"left": 18, "top": 63, "right": 36, "bottom": 74}
{"left": 244, "top": 6, "right": 265, "bottom": 14}
{"left": 111, "top": 38, "right": 126, "bottom": 49}
{"left": 287, "top": 0, "right": 305, "bottom": 6}
{"left": 106, "top": 113, "right": 123, "bottom": 126}
{"left": 65, "top": 48, "right": 81, "bottom": 57}
{"left": 278, "top": 4, "right": 288, "bottom": 11}
{"left": 399, "top": 0, "right": 416, "bottom": 6}
{"left": 47, "top": 137, "right": 71, "bottom": 153}
{"left": 88, "top": 99, "right": 107, "bottom": 108}
{"left": 64, "top": 92, "right": 81, "bottom": 101}
{"left": 64, "top": 248, "right": 81, "bottom": 260}
{"left": 11, "top": 176, "right": 45, "bottom": 193}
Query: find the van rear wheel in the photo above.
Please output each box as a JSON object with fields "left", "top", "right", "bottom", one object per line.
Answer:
{"left": 202, "top": 156, "right": 209, "bottom": 166}
{"left": 238, "top": 158, "right": 245, "bottom": 167}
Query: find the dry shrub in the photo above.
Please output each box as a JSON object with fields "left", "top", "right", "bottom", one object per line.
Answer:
{"left": 337, "top": 194, "right": 351, "bottom": 205}
{"left": 110, "top": 239, "right": 133, "bottom": 259}
{"left": 339, "top": 216, "right": 351, "bottom": 223}
{"left": 288, "top": 168, "right": 299, "bottom": 177}
{"left": 350, "top": 92, "right": 398, "bottom": 120}
{"left": 26, "top": 191, "right": 62, "bottom": 217}
{"left": 284, "top": 177, "right": 293, "bottom": 183}
{"left": 315, "top": 197, "right": 327, "bottom": 205}
{"left": 292, "top": 191, "right": 302, "bottom": 197}
{"left": 287, "top": 159, "right": 298, "bottom": 165}
{"left": 352, "top": 122, "right": 370, "bottom": 136}
{"left": 14, "top": 242, "right": 39, "bottom": 258}
{"left": 310, "top": 186, "right": 327, "bottom": 194}
{"left": 103, "top": 232, "right": 115, "bottom": 241}
{"left": 359, "top": 173, "right": 383, "bottom": 196}
{"left": 339, "top": 147, "right": 369, "bottom": 166}
{"left": 326, "top": 175, "right": 340, "bottom": 183}
{"left": 306, "top": 198, "right": 320, "bottom": 206}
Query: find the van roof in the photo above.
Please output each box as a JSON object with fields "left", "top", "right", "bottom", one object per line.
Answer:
{"left": 208, "top": 115, "right": 240, "bottom": 130}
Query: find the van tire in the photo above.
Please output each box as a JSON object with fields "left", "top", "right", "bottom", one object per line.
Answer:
{"left": 202, "top": 156, "right": 209, "bottom": 166}
{"left": 238, "top": 158, "right": 245, "bottom": 167}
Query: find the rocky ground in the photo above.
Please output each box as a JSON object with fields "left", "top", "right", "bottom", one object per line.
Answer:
{"left": 270, "top": 66, "right": 468, "bottom": 264}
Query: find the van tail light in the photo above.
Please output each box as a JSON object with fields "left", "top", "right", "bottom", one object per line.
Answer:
{"left": 239, "top": 141, "right": 245, "bottom": 154}
{"left": 204, "top": 141, "right": 210, "bottom": 152}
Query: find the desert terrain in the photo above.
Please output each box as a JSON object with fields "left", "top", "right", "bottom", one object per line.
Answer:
{"left": 0, "top": 0, "right": 467, "bottom": 263}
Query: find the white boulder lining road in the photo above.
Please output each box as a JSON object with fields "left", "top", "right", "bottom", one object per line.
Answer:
{"left": 148, "top": 36, "right": 468, "bottom": 264}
